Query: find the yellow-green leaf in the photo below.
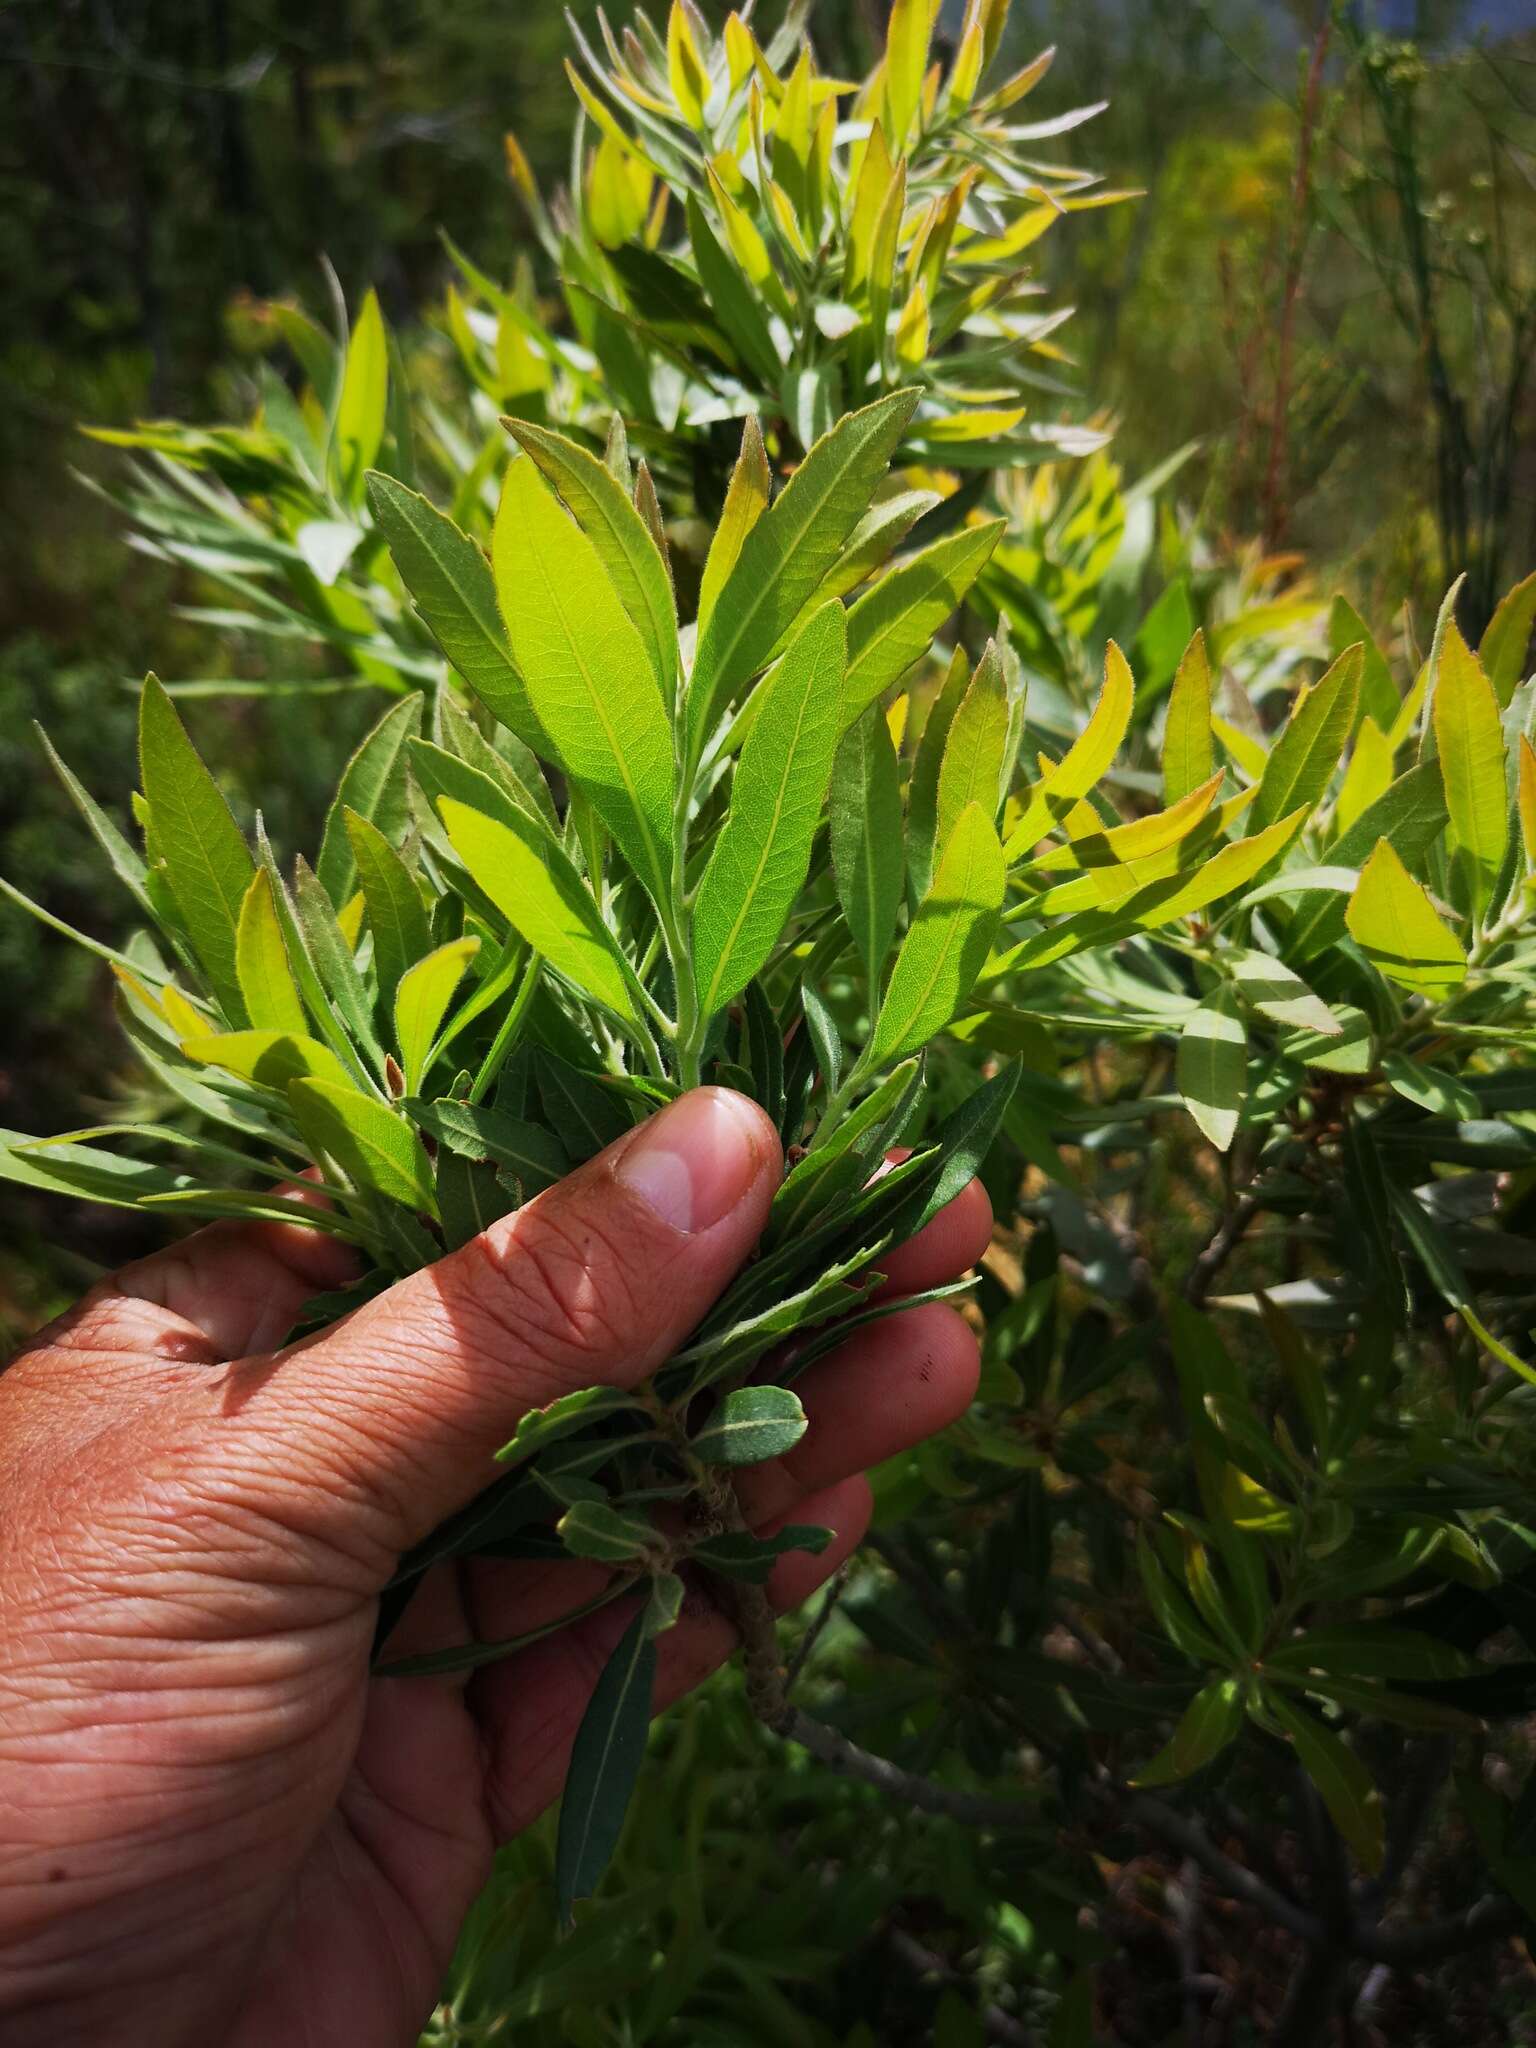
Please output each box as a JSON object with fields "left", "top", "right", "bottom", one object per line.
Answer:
{"left": 840, "top": 520, "right": 1004, "bottom": 730}
{"left": 884, "top": 0, "right": 939, "bottom": 148}
{"left": 235, "top": 873, "right": 308, "bottom": 1039}
{"left": 1479, "top": 570, "right": 1536, "bottom": 707}
{"left": 1432, "top": 620, "right": 1508, "bottom": 924}
{"left": 698, "top": 417, "right": 770, "bottom": 635}
{"left": 1333, "top": 717, "right": 1394, "bottom": 838}
{"left": 345, "top": 809, "right": 431, "bottom": 1008}
{"left": 936, "top": 641, "right": 1009, "bottom": 850}
{"left": 1266, "top": 1692, "right": 1384, "bottom": 1875}
{"left": 866, "top": 802, "right": 1005, "bottom": 1070}
{"left": 438, "top": 798, "right": 641, "bottom": 1028}
{"left": 1252, "top": 645, "right": 1361, "bottom": 834}
{"left": 394, "top": 937, "right": 480, "bottom": 1095}
{"left": 332, "top": 288, "right": 388, "bottom": 502}
{"left": 289, "top": 1075, "right": 436, "bottom": 1215}
{"left": 1005, "top": 641, "right": 1134, "bottom": 859}
{"left": 1162, "top": 629, "right": 1214, "bottom": 806}
{"left": 1345, "top": 839, "right": 1467, "bottom": 995}
{"left": 1134, "top": 1679, "right": 1244, "bottom": 1787}
{"left": 182, "top": 1028, "right": 355, "bottom": 1095}
{"left": 666, "top": 0, "right": 709, "bottom": 127}
{"left": 492, "top": 458, "right": 674, "bottom": 907}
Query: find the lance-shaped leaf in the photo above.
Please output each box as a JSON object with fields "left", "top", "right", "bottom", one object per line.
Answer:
{"left": 235, "top": 872, "right": 308, "bottom": 1038}
{"left": 693, "top": 602, "right": 846, "bottom": 1015}
{"left": 408, "top": 1095, "right": 569, "bottom": 1195}
{"left": 496, "top": 1383, "right": 646, "bottom": 1468}
{"left": 1345, "top": 840, "right": 1467, "bottom": 995}
{"left": 394, "top": 937, "right": 479, "bottom": 1094}
{"left": 1177, "top": 986, "right": 1246, "bottom": 1152}
{"left": 1479, "top": 569, "right": 1536, "bottom": 706}
{"left": 689, "top": 1524, "right": 832, "bottom": 1582}
{"left": 1285, "top": 760, "right": 1446, "bottom": 961}
{"left": 492, "top": 458, "right": 674, "bottom": 907}
{"left": 438, "top": 798, "right": 643, "bottom": 1029}
{"left": 1252, "top": 644, "right": 1361, "bottom": 834}
{"left": 935, "top": 640, "right": 1009, "bottom": 849}
{"left": 1329, "top": 595, "right": 1399, "bottom": 729}
{"left": 555, "top": 1607, "right": 656, "bottom": 1925}
{"left": 866, "top": 802, "right": 1005, "bottom": 1071}
{"left": 1228, "top": 951, "right": 1339, "bottom": 1036}
{"left": 689, "top": 389, "right": 920, "bottom": 747}
{"left": 368, "top": 475, "right": 538, "bottom": 748}
{"left": 840, "top": 521, "right": 1005, "bottom": 730}
{"left": 344, "top": 809, "right": 430, "bottom": 1009}
{"left": 289, "top": 1075, "right": 436, "bottom": 1214}
{"left": 884, "top": 0, "right": 938, "bottom": 147}
{"left": 314, "top": 693, "right": 421, "bottom": 906}
{"left": 1432, "top": 621, "right": 1508, "bottom": 925}
{"left": 1134, "top": 1679, "right": 1244, "bottom": 1787}
{"left": 558, "top": 1502, "right": 658, "bottom": 1563}
{"left": 1005, "top": 642, "right": 1134, "bottom": 859}
{"left": 181, "top": 1026, "right": 356, "bottom": 1095}
{"left": 1162, "top": 629, "right": 1214, "bottom": 805}
{"left": 138, "top": 676, "right": 255, "bottom": 1021}
{"left": 1266, "top": 1691, "right": 1384, "bottom": 1874}
{"left": 698, "top": 415, "right": 771, "bottom": 632}
{"left": 691, "top": 1385, "right": 808, "bottom": 1466}
{"left": 333, "top": 288, "right": 387, "bottom": 499}
{"left": 506, "top": 420, "right": 678, "bottom": 702}
{"left": 830, "top": 703, "right": 905, "bottom": 984}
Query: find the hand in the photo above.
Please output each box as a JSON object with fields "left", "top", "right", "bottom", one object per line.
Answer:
{"left": 0, "top": 1087, "right": 989, "bottom": 2047}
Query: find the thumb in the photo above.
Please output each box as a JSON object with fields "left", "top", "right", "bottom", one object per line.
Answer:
{"left": 210, "top": 1087, "right": 780, "bottom": 1559}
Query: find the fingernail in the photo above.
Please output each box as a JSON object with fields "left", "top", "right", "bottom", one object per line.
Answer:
{"left": 615, "top": 1088, "right": 768, "bottom": 1234}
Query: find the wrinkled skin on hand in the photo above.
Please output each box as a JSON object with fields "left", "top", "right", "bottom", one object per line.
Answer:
{"left": 0, "top": 1089, "right": 989, "bottom": 2047}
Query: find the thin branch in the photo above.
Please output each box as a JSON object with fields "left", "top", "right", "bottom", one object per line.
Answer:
{"left": 1125, "top": 1794, "right": 1325, "bottom": 1946}
{"left": 1356, "top": 1894, "right": 1525, "bottom": 1967}
{"left": 780, "top": 1707, "right": 1038, "bottom": 1828}
{"left": 1183, "top": 1189, "right": 1261, "bottom": 1307}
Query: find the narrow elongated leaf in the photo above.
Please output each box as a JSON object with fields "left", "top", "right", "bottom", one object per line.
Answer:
{"left": 394, "top": 937, "right": 479, "bottom": 1093}
{"left": 1177, "top": 986, "right": 1245, "bottom": 1152}
{"left": 1285, "top": 760, "right": 1446, "bottom": 960}
{"left": 1345, "top": 840, "right": 1466, "bottom": 994}
{"left": 1334, "top": 717, "right": 1394, "bottom": 838}
{"left": 1229, "top": 951, "right": 1338, "bottom": 1035}
{"left": 1329, "top": 596, "right": 1399, "bottom": 728}
{"left": 1134, "top": 1679, "right": 1244, "bottom": 1786}
{"left": 867, "top": 803, "right": 1005, "bottom": 1070}
{"left": 368, "top": 474, "right": 538, "bottom": 747}
{"left": 235, "top": 873, "right": 308, "bottom": 1038}
{"left": 333, "top": 289, "right": 388, "bottom": 499}
{"left": 1162, "top": 629, "right": 1214, "bottom": 805}
{"left": 1433, "top": 621, "right": 1508, "bottom": 924}
{"left": 885, "top": 0, "right": 938, "bottom": 147}
{"left": 315, "top": 694, "right": 421, "bottom": 905}
{"left": 496, "top": 1384, "right": 644, "bottom": 1467}
{"left": 438, "top": 798, "right": 642, "bottom": 1027}
{"left": 689, "top": 389, "right": 920, "bottom": 746}
{"left": 506, "top": 420, "right": 678, "bottom": 700}
{"left": 558, "top": 1503, "right": 657, "bottom": 1562}
{"left": 691, "top": 1386, "right": 808, "bottom": 1466}
{"left": 830, "top": 703, "right": 905, "bottom": 983}
{"left": 1479, "top": 570, "right": 1536, "bottom": 706}
{"left": 492, "top": 458, "right": 674, "bottom": 906}
{"left": 36, "top": 726, "right": 155, "bottom": 921}
{"left": 698, "top": 416, "right": 771, "bottom": 632}
{"left": 293, "top": 854, "right": 385, "bottom": 1066}
{"left": 138, "top": 676, "right": 255, "bottom": 1020}
{"left": 693, "top": 603, "right": 846, "bottom": 1014}
{"left": 344, "top": 809, "right": 431, "bottom": 1008}
{"left": 179, "top": 1026, "right": 354, "bottom": 1094}
{"left": 771, "top": 1056, "right": 922, "bottom": 1241}
{"left": 1266, "top": 1691, "right": 1384, "bottom": 1873}
{"left": 289, "top": 1075, "right": 436, "bottom": 1213}
{"left": 840, "top": 521, "right": 1004, "bottom": 729}
{"left": 935, "top": 641, "right": 1009, "bottom": 849}
{"left": 1252, "top": 645, "right": 1361, "bottom": 833}
{"left": 555, "top": 1608, "right": 656, "bottom": 1924}
{"left": 1005, "top": 642, "right": 1134, "bottom": 859}
{"left": 408, "top": 1094, "right": 569, "bottom": 1194}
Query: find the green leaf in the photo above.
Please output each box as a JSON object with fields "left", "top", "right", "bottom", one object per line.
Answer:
{"left": 693, "top": 602, "right": 846, "bottom": 1015}
{"left": 344, "top": 808, "right": 431, "bottom": 1009}
{"left": 315, "top": 694, "right": 422, "bottom": 906}
{"left": 1479, "top": 570, "right": 1536, "bottom": 707}
{"left": 36, "top": 726, "right": 155, "bottom": 922}
{"left": 1265, "top": 1690, "right": 1384, "bottom": 1874}
{"left": 689, "top": 1524, "right": 832, "bottom": 1582}
{"left": 1432, "top": 620, "right": 1508, "bottom": 924}
{"left": 534, "top": 1049, "right": 633, "bottom": 1160}
{"left": 1162, "top": 629, "right": 1214, "bottom": 806}
{"left": 830, "top": 703, "right": 906, "bottom": 985}
{"left": 1266, "top": 1626, "right": 1476, "bottom": 1684}
{"left": 885, "top": 1060, "right": 1019, "bottom": 1243}
{"left": 407, "top": 1094, "right": 569, "bottom": 1194}
{"left": 1329, "top": 595, "right": 1399, "bottom": 729}
{"left": 367, "top": 474, "right": 539, "bottom": 748}
{"left": 1252, "top": 645, "right": 1362, "bottom": 834}
{"left": 1005, "top": 642, "right": 1135, "bottom": 860}
{"left": 235, "top": 872, "right": 308, "bottom": 1038}
{"left": 697, "top": 415, "right": 772, "bottom": 634}
{"left": 1381, "top": 1050, "right": 1481, "bottom": 1122}
{"left": 495, "top": 1383, "right": 646, "bottom": 1467}
{"left": 333, "top": 288, "right": 388, "bottom": 500}
{"left": 1177, "top": 985, "right": 1245, "bottom": 1152}
{"left": 1228, "top": 950, "right": 1339, "bottom": 1036}
{"left": 394, "top": 937, "right": 479, "bottom": 1093}
{"left": 555, "top": 1607, "right": 656, "bottom": 1924}
{"left": 438, "top": 798, "right": 643, "bottom": 1029}
{"left": 643, "top": 1570, "right": 686, "bottom": 1638}
{"left": 1345, "top": 840, "right": 1466, "bottom": 994}
{"left": 770, "top": 1056, "right": 923, "bottom": 1243}
{"left": 689, "top": 389, "right": 920, "bottom": 747}
{"left": 492, "top": 457, "right": 674, "bottom": 907}
{"left": 558, "top": 1501, "right": 658, "bottom": 1563}
{"left": 908, "top": 647, "right": 972, "bottom": 896}
{"left": 866, "top": 803, "right": 1005, "bottom": 1071}
{"left": 293, "top": 854, "right": 385, "bottom": 1068}
{"left": 840, "top": 522, "right": 1004, "bottom": 730}
{"left": 507, "top": 420, "right": 678, "bottom": 702}
{"left": 138, "top": 675, "right": 255, "bottom": 1020}
{"left": 289, "top": 1075, "right": 437, "bottom": 1214}
{"left": 691, "top": 1385, "right": 808, "bottom": 1467}
{"left": 179, "top": 1025, "right": 357, "bottom": 1094}
{"left": 1133, "top": 1679, "right": 1244, "bottom": 1786}
{"left": 1285, "top": 760, "right": 1447, "bottom": 961}
{"left": 935, "top": 641, "right": 1009, "bottom": 851}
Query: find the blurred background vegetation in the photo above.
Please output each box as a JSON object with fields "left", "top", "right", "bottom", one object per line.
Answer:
{"left": 2, "top": 3, "right": 1536, "bottom": 2039}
